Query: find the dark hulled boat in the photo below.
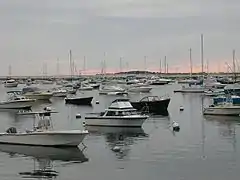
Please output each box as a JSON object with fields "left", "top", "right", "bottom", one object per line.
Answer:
{"left": 65, "top": 96, "right": 93, "bottom": 105}
{"left": 130, "top": 96, "right": 170, "bottom": 116}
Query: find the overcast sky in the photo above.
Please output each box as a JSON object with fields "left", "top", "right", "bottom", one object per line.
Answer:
{"left": 0, "top": 0, "right": 240, "bottom": 75}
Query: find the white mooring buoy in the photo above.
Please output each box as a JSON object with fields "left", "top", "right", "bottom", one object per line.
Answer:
{"left": 76, "top": 113, "right": 81, "bottom": 118}
{"left": 179, "top": 106, "right": 184, "bottom": 111}
{"left": 172, "top": 121, "right": 180, "bottom": 132}
{"left": 112, "top": 146, "right": 121, "bottom": 152}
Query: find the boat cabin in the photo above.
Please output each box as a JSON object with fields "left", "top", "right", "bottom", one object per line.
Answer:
{"left": 7, "top": 90, "right": 27, "bottom": 100}
{"left": 102, "top": 99, "right": 138, "bottom": 117}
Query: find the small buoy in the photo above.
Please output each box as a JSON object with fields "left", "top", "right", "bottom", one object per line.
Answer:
{"left": 44, "top": 107, "right": 52, "bottom": 111}
{"left": 179, "top": 106, "right": 184, "bottom": 111}
{"left": 76, "top": 113, "right": 81, "bottom": 118}
{"left": 172, "top": 121, "right": 180, "bottom": 132}
{"left": 96, "top": 101, "right": 100, "bottom": 104}
{"left": 112, "top": 146, "right": 121, "bottom": 152}
{"left": 82, "top": 121, "right": 86, "bottom": 126}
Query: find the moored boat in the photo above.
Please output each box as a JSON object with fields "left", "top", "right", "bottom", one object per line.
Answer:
{"left": 203, "top": 103, "right": 240, "bottom": 116}
{"left": 213, "top": 95, "right": 240, "bottom": 105}
{"left": 0, "top": 109, "right": 88, "bottom": 147}
{"left": 4, "top": 79, "right": 18, "bottom": 88}
{"left": 130, "top": 96, "right": 170, "bottom": 116}
{"left": 65, "top": 96, "right": 93, "bottom": 105}
{"left": 22, "top": 87, "right": 53, "bottom": 100}
{"left": 0, "top": 91, "right": 36, "bottom": 109}
{"left": 84, "top": 99, "right": 148, "bottom": 127}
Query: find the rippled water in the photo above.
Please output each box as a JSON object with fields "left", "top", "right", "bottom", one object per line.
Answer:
{"left": 0, "top": 83, "right": 239, "bottom": 180}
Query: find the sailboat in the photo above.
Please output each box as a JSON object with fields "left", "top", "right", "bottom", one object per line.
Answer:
{"left": 174, "top": 36, "right": 207, "bottom": 93}
{"left": 4, "top": 65, "right": 18, "bottom": 88}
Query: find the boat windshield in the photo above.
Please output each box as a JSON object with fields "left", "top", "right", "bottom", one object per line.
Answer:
{"left": 106, "top": 110, "right": 137, "bottom": 116}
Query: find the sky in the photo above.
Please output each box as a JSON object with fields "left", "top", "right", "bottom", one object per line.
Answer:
{"left": 0, "top": 0, "right": 240, "bottom": 75}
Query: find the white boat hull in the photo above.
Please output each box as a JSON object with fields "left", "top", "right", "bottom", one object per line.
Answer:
{"left": 24, "top": 93, "right": 53, "bottom": 100}
{"left": 0, "top": 130, "right": 88, "bottom": 147}
{"left": 4, "top": 82, "right": 18, "bottom": 88}
{"left": 79, "top": 87, "right": 93, "bottom": 91}
{"left": 128, "top": 87, "right": 152, "bottom": 93}
{"left": 53, "top": 92, "right": 67, "bottom": 97}
{"left": 0, "top": 100, "right": 35, "bottom": 109}
{"left": 203, "top": 107, "right": 240, "bottom": 116}
{"left": 85, "top": 116, "right": 147, "bottom": 127}
{"left": 174, "top": 87, "right": 207, "bottom": 93}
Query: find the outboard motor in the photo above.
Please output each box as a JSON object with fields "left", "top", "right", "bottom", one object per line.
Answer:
{"left": 6, "top": 127, "right": 17, "bottom": 134}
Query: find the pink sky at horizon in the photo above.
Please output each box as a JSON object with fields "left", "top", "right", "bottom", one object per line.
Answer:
{"left": 79, "top": 60, "right": 230, "bottom": 75}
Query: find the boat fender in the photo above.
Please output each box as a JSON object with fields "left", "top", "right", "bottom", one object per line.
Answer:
{"left": 172, "top": 121, "right": 180, "bottom": 132}
{"left": 96, "top": 101, "right": 100, "bottom": 104}
{"left": 76, "top": 113, "right": 81, "bottom": 118}
{"left": 179, "top": 106, "right": 184, "bottom": 111}
{"left": 112, "top": 146, "right": 121, "bottom": 152}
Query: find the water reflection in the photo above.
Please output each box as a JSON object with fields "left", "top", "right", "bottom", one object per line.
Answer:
{"left": 0, "top": 145, "right": 88, "bottom": 179}
{"left": 204, "top": 115, "right": 238, "bottom": 155}
{"left": 86, "top": 126, "right": 148, "bottom": 159}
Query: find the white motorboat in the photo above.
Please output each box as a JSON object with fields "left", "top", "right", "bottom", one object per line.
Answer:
{"left": 41, "top": 80, "right": 54, "bottom": 85}
{"left": 0, "top": 109, "right": 88, "bottom": 147}
{"left": 177, "top": 79, "right": 201, "bottom": 84}
{"left": 84, "top": 99, "right": 148, "bottom": 127}
{"left": 22, "top": 87, "right": 53, "bottom": 100}
{"left": 203, "top": 103, "right": 240, "bottom": 116}
{"left": 0, "top": 91, "right": 36, "bottom": 109}
{"left": 99, "top": 85, "right": 127, "bottom": 95}
{"left": 127, "top": 83, "right": 152, "bottom": 93}
{"left": 52, "top": 88, "right": 67, "bottom": 97}
{"left": 79, "top": 83, "right": 93, "bottom": 91}
{"left": 4, "top": 79, "right": 18, "bottom": 88}
{"left": 174, "top": 85, "right": 207, "bottom": 93}
{"left": 128, "top": 86, "right": 152, "bottom": 93}
{"left": 204, "top": 77, "right": 226, "bottom": 89}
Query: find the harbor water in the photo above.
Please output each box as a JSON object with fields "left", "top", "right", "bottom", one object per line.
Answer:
{"left": 0, "top": 84, "right": 239, "bottom": 180}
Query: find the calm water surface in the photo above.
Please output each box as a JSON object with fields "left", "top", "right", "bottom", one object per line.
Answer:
{"left": 0, "top": 84, "right": 239, "bottom": 180}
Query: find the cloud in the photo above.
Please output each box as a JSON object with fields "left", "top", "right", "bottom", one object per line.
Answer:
{"left": 0, "top": 0, "right": 240, "bottom": 75}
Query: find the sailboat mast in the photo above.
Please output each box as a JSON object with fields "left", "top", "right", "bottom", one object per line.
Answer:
{"left": 56, "top": 58, "right": 60, "bottom": 76}
{"left": 8, "top": 65, "right": 12, "bottom": 77}
{"left": 159, "top": 59, "right": 162, "bottom": 74}
{"left": 119, "top": 57, "right": 123, "bottom": 72}
{"left": 144, "top": 56, "right": 147, "bottom": 71}
{"left": 164, "top": 56, "right": 167, "bottom": 74}
{"left": 201, "top": 34, "right": 204, "bottom": 78}
{"left": 189, "top": 48, "right": 192, "bottom": 77}
{"left": 233, "top": 49, "right": 236, "bottom": 82}
{"left": 103, "top": 52, "right": 106, "bottom": 75}
{"left": 69, "top": 50, "right": 73, "bottom": 80}
{"left": 83, "top": 56, "right": 86, "bottom": 74}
